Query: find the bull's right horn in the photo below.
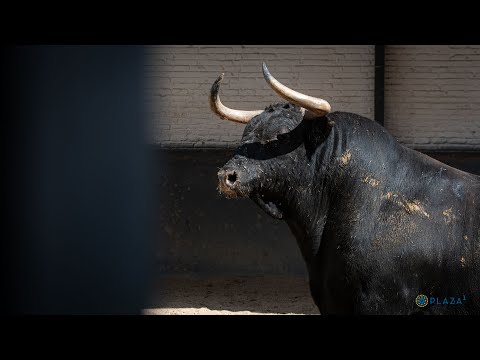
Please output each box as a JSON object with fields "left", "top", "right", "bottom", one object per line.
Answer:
{"left": 262, "top": 62, "right": 331, "bottom": 117}
{"left": 209, "top": 73, "right": 263, "bottom": 124}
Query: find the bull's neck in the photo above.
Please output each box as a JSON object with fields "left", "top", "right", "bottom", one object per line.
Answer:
{"left": 281, "top": 123, "right": 338, "bottom": 260}
{"left": 283, "top": 113, "right": 399, "bottom": 260}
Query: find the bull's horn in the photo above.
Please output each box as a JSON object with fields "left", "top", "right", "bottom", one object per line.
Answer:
{"left": 209, "top": 73, "right": 263, "bottom": 124}
{"left": 262, "top": 62, "right": 331, "bottom": 117}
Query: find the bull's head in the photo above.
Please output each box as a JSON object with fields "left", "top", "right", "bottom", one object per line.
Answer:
{"left": 211, "top": 63, "right": 332, "bottom": 220}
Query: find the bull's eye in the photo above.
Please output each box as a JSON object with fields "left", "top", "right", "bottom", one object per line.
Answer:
{"left": 283, "top": 104, "right": 290, "bottom": 109}
{"left": 262, "top": 137, "right": 277, "bottom": 144}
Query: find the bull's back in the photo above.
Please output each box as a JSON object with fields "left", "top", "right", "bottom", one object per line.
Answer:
{"left": 352, "top": 146, "right": 480, "bottom": 314}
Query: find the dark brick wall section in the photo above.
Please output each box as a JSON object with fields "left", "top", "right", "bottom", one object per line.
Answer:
{"left": 154, "top": 149, "right": 307, "bottom": 276}
{"left": 423, "top": 152, "right": 480, "bottom": 175}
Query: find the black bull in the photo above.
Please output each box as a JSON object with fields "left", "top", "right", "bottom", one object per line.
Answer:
{"left": 216, "top": 105, "right": 480, "bottom": 315}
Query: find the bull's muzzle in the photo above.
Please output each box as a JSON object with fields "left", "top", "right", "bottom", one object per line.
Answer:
{"left": 218, "top": 169, "right": 238, "bottom": 188}
{"left": 217, "top": 168, "right": 242, "bottom": 198}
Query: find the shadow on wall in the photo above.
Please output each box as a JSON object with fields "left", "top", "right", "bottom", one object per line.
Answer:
{"left": 154, "top": 149, "right": 308, "bottom": 276}
{"left": 424, "top": 152, "right": 480, "bottom": 175}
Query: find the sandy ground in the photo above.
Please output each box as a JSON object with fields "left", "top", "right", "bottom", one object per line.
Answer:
{"left": 143, "top": 275, "right": 320, "bottom": 315}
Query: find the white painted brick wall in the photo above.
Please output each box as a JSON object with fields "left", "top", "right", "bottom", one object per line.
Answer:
{"left": 145, "top": 45, "right": 375, "bottom": 147}
{"left": 385, "top": 45, "right": 480, "bottom": 150}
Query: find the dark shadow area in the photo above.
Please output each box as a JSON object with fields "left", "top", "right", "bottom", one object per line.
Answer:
{"left": 423, "top": 152, "right": 480, "bottom": 176}
{"left": 152, "top": 148, "right": 307, "bottom": 276}
{"left": 234, "top": 122, "right": 305, "bottom": 160}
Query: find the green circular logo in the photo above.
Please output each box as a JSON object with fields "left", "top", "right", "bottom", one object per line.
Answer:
{"left": 415, "top": 294, "right": 428, "bottom": 307}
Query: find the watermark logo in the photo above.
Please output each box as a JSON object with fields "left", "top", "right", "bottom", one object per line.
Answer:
{"left": 415, "top": 294, "right": 428, "bottom": 307}
{"left": 415, "top": 294, "right": 467, "bottom": 307}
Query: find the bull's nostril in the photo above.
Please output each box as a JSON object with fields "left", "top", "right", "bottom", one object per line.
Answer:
{"left": 226, "top": 172, "right": 237, "bottom": 187}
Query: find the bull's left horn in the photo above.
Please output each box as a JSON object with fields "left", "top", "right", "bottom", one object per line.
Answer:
{"left": 262, "top": 62, "right": 331, "bottom": 117}
{"left": 209, "top": 73, "right": 263, "bottom": 124}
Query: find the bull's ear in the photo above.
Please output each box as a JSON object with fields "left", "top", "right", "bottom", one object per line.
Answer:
{"left": 303, "top": 116, "right": 334, "bottom": 154}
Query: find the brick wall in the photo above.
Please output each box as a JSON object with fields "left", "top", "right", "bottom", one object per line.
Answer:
{"left": 385, "top": 45, "right": 480, "bottom": 150}
{"left": 145, "top": 45, "right": 375, "bottom": 147}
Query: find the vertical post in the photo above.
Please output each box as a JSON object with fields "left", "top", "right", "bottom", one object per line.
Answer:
{"left": 375, "top": 45, "right": 385, "bottom": 126}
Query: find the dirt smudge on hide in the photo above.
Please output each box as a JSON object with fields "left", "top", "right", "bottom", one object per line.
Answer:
{"left": 405, "top": 201, "right": 429, "bottom": 217}
{"left": 363, "top": 175, "right": 380, "bottom": 188}
{"left": 371, "top": 211, "right": 420, "bottom": 251}
{"left": 372, "top": 237, "right": 384, "bottom": 249}
{"left": 460, "top": 257, "right": 466, "bottom": 268}
{"left": 339, "top": 150, "right": 351, "bottom": 167}
{"left": 384, "top": 192, "right": 396, "bottom": 200}
{"left": 382, "top": 192, "right": 430, "bottom": 219}
{"left": 370, "top": 192, "right": 430, "bottom": 251}
{"left": 464, "top": 235, "right": 468, "bottom": 241}
{"left": 442, "top": 207, "right": 455, "bottom": 224}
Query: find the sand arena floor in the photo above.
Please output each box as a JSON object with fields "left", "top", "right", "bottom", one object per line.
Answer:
{"left": 144, "top": 275, "right": 319, "bottom": 315}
